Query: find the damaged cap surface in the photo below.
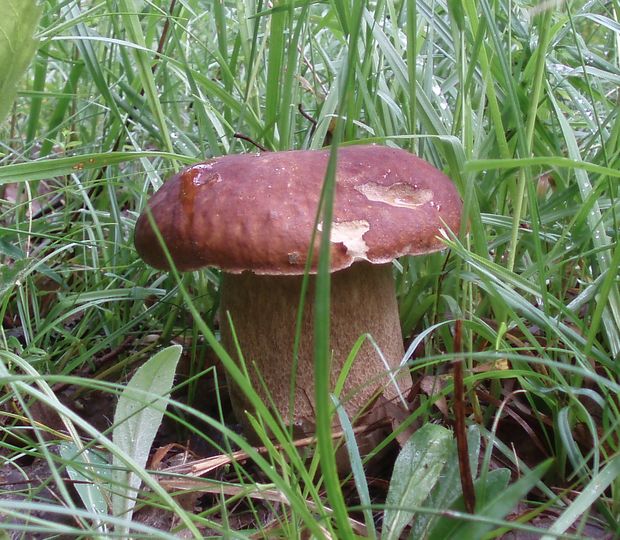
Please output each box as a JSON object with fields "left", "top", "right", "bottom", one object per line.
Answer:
{"left": 134, "top": 145, "right": 463, "bottom": 274}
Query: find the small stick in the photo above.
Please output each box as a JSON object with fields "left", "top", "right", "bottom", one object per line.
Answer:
{"left": 233, "top": 133, "right": 268, "bottom": 152}
{"left": 298, "top": 103, "right": 317, "bottom": 139}
{"left": 453, "top": 319, "right": 476, "bottom": 513}
{"left": 153, "top": 0, "right": 177, "bottom": 70}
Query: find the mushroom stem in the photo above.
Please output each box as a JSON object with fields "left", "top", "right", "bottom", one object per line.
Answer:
{"left": 220, "top": 262, "right": 409, "bottom": 436}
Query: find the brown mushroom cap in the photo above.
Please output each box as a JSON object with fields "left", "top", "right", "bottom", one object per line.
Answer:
{"left": 134, "top": 145, "right": 462, "bottom": 274}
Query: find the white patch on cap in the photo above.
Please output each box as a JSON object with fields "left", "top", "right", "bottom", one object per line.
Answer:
{"left": 355, "top": 181, "right": 433, "bottom": 208}
{"left": 318, "top": 220, "right": 370, "bottom": 260}
{"left": 189, "top": 162, "right": 222, "bottom": 187}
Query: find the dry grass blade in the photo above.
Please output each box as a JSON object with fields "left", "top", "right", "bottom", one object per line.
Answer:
{"left": 160, "top": 420, "right": 390, "bottom": 477}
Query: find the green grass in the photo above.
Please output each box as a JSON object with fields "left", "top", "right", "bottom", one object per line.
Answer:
{"left": 1, "top": 0, "right": 619, "bottom": 537}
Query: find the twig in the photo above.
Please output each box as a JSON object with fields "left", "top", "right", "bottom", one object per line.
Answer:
{"left": 153, "top": 0, "right": 177, "bottom": 71}
{"left": 233, "top": 132, "right": 268, "bottom": 152}
{"left": 453, "top": 319, "right": 476, "bottom": 513}
{"left": 298, "top": 103, "right": 317, "bottom": 139}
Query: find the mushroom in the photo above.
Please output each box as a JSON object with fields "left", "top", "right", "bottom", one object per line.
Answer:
{"left": 134, "top": 145, "right": 462, "bottom": 435}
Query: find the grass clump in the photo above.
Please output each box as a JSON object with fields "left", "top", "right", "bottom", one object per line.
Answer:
{"left": 0, "top": 0, "right": 618, "bottom": 537}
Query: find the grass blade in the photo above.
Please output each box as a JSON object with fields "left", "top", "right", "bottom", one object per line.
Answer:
{"left": 0, "top": 0, "right": 43, "bottom": 124}
{"left": 540, "top": 455, "right": 620, "bottom": 540}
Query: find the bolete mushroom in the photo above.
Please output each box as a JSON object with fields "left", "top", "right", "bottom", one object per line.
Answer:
{"left": 134, "top": 145, "right": 462, "bottom": 435}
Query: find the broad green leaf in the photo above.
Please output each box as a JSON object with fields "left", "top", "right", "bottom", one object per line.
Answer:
{"left": 0, "top": 1, "right": 43, "bottom": 124}
{"left": 60, "top": 442, "right": 111, "bottom": 517}
{"left": 427, "top": 468, "right": 511, "bottom": 540}
{"left": 112, "top": 345, "right": 182, "bottom": 527}
{"left": 429, "top": 460, "right": 552, "bottom": 539}
{"left": 411, "top": 425, "right": 481, "bottom": 538}
{"left": 384, "top": 424, "right": 453, "bottom": 540}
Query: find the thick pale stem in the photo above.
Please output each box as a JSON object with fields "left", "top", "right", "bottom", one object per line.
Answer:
{"left": 220, "top": 262, "right": 409, "bottom": 435}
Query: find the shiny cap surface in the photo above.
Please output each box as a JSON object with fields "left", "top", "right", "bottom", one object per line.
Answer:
{"left": 134, "top": 145, "right": 463, "bottom": 274}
